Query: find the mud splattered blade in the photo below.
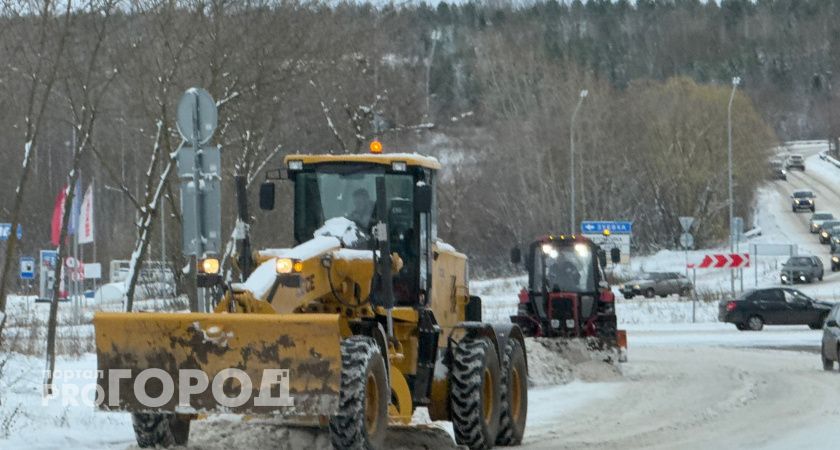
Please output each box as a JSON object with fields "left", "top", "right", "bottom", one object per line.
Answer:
{"left": 93, "top": 312, "right": 342, "bottom": 416}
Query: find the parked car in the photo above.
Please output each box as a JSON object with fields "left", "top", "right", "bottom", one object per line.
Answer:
{"left": 769, "top": 160, "right": 787, "bottom": 180}
{"left": 719, "top": 287, "right": 831, "bottom": 331}
{"left": 786, "top": 153, "right": 806, "bottom": 171}
{"left": 792, "top": 190, "right": 816, "bottom": 212}
{"left": 821, "top": 304, "right": 840, "bottom": 370}
{"left": 780, "top": 255, "right": 824, "bottom": 284}
{"left": 809, "top": 212, "right": 834, "bottom": 233}
{"left": 620, "top": 272, "right": 693, "bottom": 299}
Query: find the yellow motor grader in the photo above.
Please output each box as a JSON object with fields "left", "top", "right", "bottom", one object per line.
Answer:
{"left": 93, "top": 148, "right": 528, "bottom": 449}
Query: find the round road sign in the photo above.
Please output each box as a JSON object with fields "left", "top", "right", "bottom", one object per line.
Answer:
{"left": 176, "top": 87, "right": 218, "bottom": 145}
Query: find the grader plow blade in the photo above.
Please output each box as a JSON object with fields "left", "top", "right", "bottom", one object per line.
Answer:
{"left": 93, "top": 312, "right": 342, "bottom": 416}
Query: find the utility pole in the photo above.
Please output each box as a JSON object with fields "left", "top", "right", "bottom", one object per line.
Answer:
{"left": 570, "top": 89, "right": 588, "bottom": 233}
{"left": 728, "top": 77, "right": 740, "bottom": 297}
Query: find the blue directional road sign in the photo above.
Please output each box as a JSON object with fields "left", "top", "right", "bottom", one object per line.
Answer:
{"left": 0, "top": 223, "right": 22, "bottom": 241}
{"left": 20, "top": 257, "right": 35, "bottom": 280}
{"left": 581, "top": 221, "right": 633, "bottom": 235}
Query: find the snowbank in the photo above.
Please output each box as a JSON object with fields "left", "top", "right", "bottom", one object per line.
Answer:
{"left": 525, "top": 338, "right": 622, "bottom": 387}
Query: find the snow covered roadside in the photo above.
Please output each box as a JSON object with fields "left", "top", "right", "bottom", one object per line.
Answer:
{"left": 0, "top": 353, "right": 133, "bottom": 449}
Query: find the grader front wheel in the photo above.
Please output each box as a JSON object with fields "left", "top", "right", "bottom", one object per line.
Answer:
{"left": 496, "top": 338, "right": 528, "bottom": 446}
{"left": 450, "top": 335, "right": 501, "bottom": 449}
{"left": 131, "top": 413, "right": 191, "bottom": 448}
{"left": 329, "top": 336, "right": 389, "bottom": 450}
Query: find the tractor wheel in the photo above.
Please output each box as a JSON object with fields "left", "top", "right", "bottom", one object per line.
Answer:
{"left": 496, "top": 338, "right": 527, "bottom": 446}
{"left": 450, "top": 335, "right": 501, "bottom": 449}
{"left": 644, "top": 288, "right": 655, "bottom": 299}
{"left": 132, "top": 413, "right": 191, "bottom": 448}
{"left": 329, "top": 336, "right": 389, "bottom": 450}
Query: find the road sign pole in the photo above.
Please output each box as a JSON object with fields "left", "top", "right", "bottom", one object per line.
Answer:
{"left": 692, "top": 267, "right": 697, "bottom": 323}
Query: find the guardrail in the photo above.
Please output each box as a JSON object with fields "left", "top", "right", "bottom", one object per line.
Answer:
{"left": 819, "top": 151, "right": 840, "bottom": 168}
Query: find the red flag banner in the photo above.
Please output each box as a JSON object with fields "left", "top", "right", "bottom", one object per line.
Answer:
{"left": 50, "top": 186, "right": 67, "bottom": 246}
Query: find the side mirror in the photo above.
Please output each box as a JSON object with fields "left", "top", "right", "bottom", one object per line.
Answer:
{"left": 510, "top": 247, "right": 521, "bottom": 265}
{"left": 259, "top": 182, "right": 275, "bottom": 211}
{"left": 415, "top": 184, "right": 432, "bottom": 214}
{"left": 610, "top": 247, "right": 621, "bottom": 264}
{"left": 827, "top": 319, "right": 837, "bottom": 327}
{"left": 597, "top": 249, "right": 607, "bottom": 268}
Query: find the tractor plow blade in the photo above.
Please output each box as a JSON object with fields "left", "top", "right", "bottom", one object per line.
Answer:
{"left": 93, "top": 312, "right": 342, "bottom": 416}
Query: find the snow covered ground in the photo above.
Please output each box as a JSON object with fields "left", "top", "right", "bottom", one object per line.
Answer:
{"left": 2, "top": 141, "right": 840, "bottom": 449}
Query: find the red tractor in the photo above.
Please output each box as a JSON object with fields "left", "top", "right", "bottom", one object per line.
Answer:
{"left": 510, "top": 234, "right": 627, "bottom": 359}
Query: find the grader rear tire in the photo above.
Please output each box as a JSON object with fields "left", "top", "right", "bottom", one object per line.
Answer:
{"left": 450, "top": 335, "right": 501, "bottom": 449}
{"left": 329, "top": 336, "right": 389, "bottom": 450}
{"left": 496, "top": 338, "right": 528, "bottom": 446}
{"left": 132, "top": 413, "right": 191, "bottom": 448}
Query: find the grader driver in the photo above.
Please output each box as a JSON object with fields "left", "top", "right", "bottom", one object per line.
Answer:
{"left": 93, "top": 147, "right": 528, "bottom": 449}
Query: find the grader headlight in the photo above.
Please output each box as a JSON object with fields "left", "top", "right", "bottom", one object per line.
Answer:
{"left": 276, "top": 258, "right": 303, "bottom": 274}
{"left": 199, "top": 257, "right": 220, "bottom": 275}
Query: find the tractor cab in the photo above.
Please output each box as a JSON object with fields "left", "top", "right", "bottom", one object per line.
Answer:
{"left": 510, "top": 235, "right": 620, "bottom": 343}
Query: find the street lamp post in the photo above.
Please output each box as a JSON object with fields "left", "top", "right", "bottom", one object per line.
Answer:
{"left": 728, "top": 76, "right": 740, "bottom": 296}
{"left": 570, "top": 89, "right": 588, "bottom": 233}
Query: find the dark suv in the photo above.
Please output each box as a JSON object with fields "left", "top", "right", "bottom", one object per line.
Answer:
{"left": 719, "top": 287, "right": 831, "bottom": 331}
{"left": 791, "top": 190, "right": 816, "bottom": 212}
{"left": 780, "top": 255, "right": 823, "bottom": 284}
{"left": 821, "top": 304, "right": 840, "bottom": 370}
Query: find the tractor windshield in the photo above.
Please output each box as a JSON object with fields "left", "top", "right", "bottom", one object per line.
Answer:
{"left": 534, "top": 242, "right": 595, "bottom": 293}
{"left": 293, "top": 164, "right": 414, "bottom": 248}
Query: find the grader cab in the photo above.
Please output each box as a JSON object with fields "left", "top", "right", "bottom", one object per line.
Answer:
{"left": 94, "top": 149, "right": 528, "bottom": 449}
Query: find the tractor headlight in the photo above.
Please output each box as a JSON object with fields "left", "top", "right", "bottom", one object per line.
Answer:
{"left": 276, "top": 258, "right": 303, "bottom": 274}
{"left": 198, "top": 257, "right": 220, "bottom": 275}
{"left": 574, "top": 243, "right": 590, "bottom": 257}
{"left": 287, "top": 160, "right": 304, "bottom": 171}
{"left": 391, "top": 161, "right": 407, "bottom": 172}
{"left": 800, "top": 275, "right": 807, "bottom": 281}
{"left": 832, "top": 256, "right": 839, "bottom": 263}
{"left": 781, "top": 274, "right": 788, "bottom": 281}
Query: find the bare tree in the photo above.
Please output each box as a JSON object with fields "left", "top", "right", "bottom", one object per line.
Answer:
{"left": 0, "top": 0, "right": 73, "bottom": 316}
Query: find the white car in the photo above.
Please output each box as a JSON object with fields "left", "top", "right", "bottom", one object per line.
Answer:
{"left": 810, "top": 212, "right": 835, "bottom": 233}
{"left": 786, "top": 154, "right": 806, "bottom": 171}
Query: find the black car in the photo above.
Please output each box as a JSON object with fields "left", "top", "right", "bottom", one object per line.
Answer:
{"left": 769, "top": 160, "right": 787, "bottom": 180}
{"left": 821, "top": 304, "right": 840, "bottom": 370}
{"left": 791, "top": 190, "right": 816, "bottom": 212}
{"left": 818, "top": 221, "right": 840, "bottom": 244}
{"left": 719, "top": 287, "right": 831, "bottom": 331}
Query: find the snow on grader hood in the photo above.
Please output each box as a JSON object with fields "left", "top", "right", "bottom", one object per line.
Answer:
{"left": 93, "top": 218, "right": 385, "bottom": 416}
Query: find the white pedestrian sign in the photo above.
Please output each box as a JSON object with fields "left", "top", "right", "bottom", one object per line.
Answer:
{"left": 20, "top": 257, "right": 35, "bottom": 280}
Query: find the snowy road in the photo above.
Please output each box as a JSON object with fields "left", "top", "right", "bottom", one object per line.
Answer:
{"left": 521, "top": 344, "right": 840, "bottom": 450}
